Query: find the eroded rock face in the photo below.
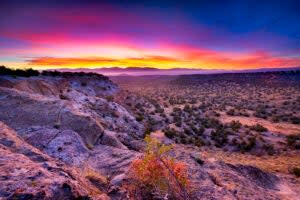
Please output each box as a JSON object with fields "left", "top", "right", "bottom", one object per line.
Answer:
{"left": 0, "top": 87, "right": 104, "bottom": 146}
{"left": 17, "top": 126, "right": 140, "bottom": 178}
{"left": 0, "top": 75, "right": 144, "bottom": 149}
{"left": 88, "top": 145, "right": 140, "bottom": 177}
{"left": 19, "top": 127, "right": 90, "bottom": 166}
{"left": 0, "top": 75, "right": 144, "bottom": 199}
{"left": 0, "top": 122, "right": 108, "bottom": 200}
{"left": 226, "top": 163, "right": 279, "bottom": 190}
{"left": 0, "top": 75, "right": 118, "bottom": 98}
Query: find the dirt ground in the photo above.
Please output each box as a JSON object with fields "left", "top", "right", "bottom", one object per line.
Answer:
{"left": 220, "top": 114, "right": 300, "bottom": 135}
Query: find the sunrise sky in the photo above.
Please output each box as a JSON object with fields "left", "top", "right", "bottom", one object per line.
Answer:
{"left": 1, "top": 0, "right": 300, "bottom": 70}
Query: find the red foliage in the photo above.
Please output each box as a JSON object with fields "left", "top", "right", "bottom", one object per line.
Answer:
{"left": 126, "top": 136, "right": 190, "bottom": 199}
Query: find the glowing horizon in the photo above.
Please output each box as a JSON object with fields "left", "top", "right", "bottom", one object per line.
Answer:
{"left": 1, "top": 1, "right": 300, "bottom": 70}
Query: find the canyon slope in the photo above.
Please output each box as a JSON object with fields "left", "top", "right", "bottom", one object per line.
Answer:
{"left": 0, "top": 71, "right": 299, "bottom": 199}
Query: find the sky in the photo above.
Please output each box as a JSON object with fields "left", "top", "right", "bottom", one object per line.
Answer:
{"left": 0, "top": 0, "right": 300, "bottom": 70}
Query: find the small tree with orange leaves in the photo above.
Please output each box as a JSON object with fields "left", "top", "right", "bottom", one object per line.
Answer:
{"left": 127, "top": 135, "right": 190, "bottom": 200}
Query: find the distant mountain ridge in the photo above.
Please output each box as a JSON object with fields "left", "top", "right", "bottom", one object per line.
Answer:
{"left": 47, "top": 66, "right": 300, "bottom": 76}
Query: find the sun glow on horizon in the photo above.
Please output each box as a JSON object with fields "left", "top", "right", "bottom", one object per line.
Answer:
{"left": 19, "top": 45, "right": 300, "bottom": 70}
{"left": 1, "top": 1, "right": 300, "bottom": 71}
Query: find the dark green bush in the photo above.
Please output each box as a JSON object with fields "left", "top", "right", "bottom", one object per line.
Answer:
{"left": 286, "top": 134, "right": 300, "bottom": 147}
{"left": 144, "top": 128, "right": 152, "bottom": 137}
{"left": 163, "top": 128, "right": 178, "bottom": 139}
{"left": 136, "top": 115, "right": 144, "bottom": 122}
{"left": 194, "top": 138, "right": 205, "bottom": 147}
{"left": 239, "top": 137, "right": 256, "bottom": 152}
{"left": 292, "top": 167, "right": 300, "bottom": 177}
{"left": 226, "top": 109, "right": 235, "bottom": 116}
{"left": 250, "top": 124, "right": 268, "bottom": 132}
{"left": 0, "top": 66, "right": 40, "bottom": 77}
{"left": 230, "top": 120, "right": 242, "bottom": 132}
{"left": 290, "top": 116, "right": 300, "bottom": 124}
{"left": 263, "top": 144, "right": 275, "bottom": 155}
{"left": 211, "top": 128, "right": 228, "bottom": 148}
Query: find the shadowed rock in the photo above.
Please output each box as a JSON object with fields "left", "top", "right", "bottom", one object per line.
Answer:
{"left": 0, "top": 122, "right": 107, "bottom": 200}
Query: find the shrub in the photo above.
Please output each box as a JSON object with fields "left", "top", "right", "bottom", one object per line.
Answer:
{"left": 286, "top": 134, "right": 300, "bottom": 148}
{"left": 41, "top": 70, "right": 108, "bottom": 80}
{"left": 184, "top": 128, "right": 192, "bottom": 136}
{"left": 271, "top": 116, "right": 279, "bottom": 123}
{"left": 59, "top": 94, "right": 69, "bottom": 100}
{"left": 173, "top": 114, "right": 182, "bottom": 125}
{"left": 226, "top": 109, "right": 235, "bottom": 116}
{"left": 183, "top": 104, "right": 191, "bottom": 113}
{"left": 263, "top": 144, "right": 275, "bottom": 155}
{"left": 180, "top": 137, "right": 188, "bottom": 144}
{"left": 230, "top": 120, "right": 242, "bottom": 132}
{"left": 254, "top": 108, "right": 268, "bottom": 119}
{"left": 144, "top": 127, "right": 152, "bottom": 137}
{"left": 0, "top": 66, "right": 40, "bottom": 77}
{"left": 163, "top": 128, "right": 178, "bottom": 139}
{"left": 250, "top": 124, "right": 268, "bottom": 132}
{"left": 239, "top": 137, "right": 256, "bottom": 152}
{"left": 127, "top": 136, "right": 190, "bottom": 200}
{"left": 207, "top": 118, "right": 222, "bottom": 129}
{"left": 290, "top": 116, "right": 300, "bottom": 124}
{"left": 292, "top": 167, "right": 300, "bottom": 177}
{"left": 105, "top": 95, "right": 114, "bottom": 102}
{"left": 173, "top": 107, "right": 181, "bottom": 113}
{"left": 135, "top": 115, "right": 144, "bottom": 122}
{"left": 211, "top": 128, "right": 228, "bottom": 148}
{"left": 194, "top": 137, "right": 205, "bottom": 147}
{"left": 81, "top": 165, "right": 108, "bottom": 192}
{"left": 195, "top": 127, "right": 205, "bottom": 136}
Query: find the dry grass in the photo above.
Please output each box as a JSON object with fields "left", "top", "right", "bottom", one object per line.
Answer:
{"left": 220, "top": 114, "right": 300, "bottom": 135}
{"left": 202, "top": 150, "right": 300, "bottom": 174}
{"left": 80, "top": 165, "right": 108, "bottom": 195}
{"left": 81, "top": 166, "right": 108, "bottom": 184}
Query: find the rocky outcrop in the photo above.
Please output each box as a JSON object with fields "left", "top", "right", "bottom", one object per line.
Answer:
{"left": 17, "top": 126, "right": 140, "bottom": 177}
{"left": 0, "top": 75, "right": 144, "bottom": 199}
{"left": 18, "top": 127, "right": 90, "bottom": 166}
{"left": 0, "top": 87, "right": 105, "bottom": 147}
{"left": 0, "top": 74, "right": 118, "bottom": 98}
{"left": 171, "top": 145, "right": 280, "bottom": 200}
{"left": 226, "top": 163, "right": 279, "bottom": 190}
{"left": 0, "top": 75, "right": 144, "bottom": 149}
{"left": 0, "top": 122, "right": 108, "bottom": 200}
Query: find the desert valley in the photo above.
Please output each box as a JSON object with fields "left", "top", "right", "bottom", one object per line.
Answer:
{"left": 0, "top": 66, "right": 299, "bottom": 199}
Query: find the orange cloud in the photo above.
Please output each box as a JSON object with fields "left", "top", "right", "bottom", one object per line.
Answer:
{"left": 26, "top": 55, "right": 180, "bottom": 69}
{"left": 26, "top": 49, "right": 300, "bottom": 70}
